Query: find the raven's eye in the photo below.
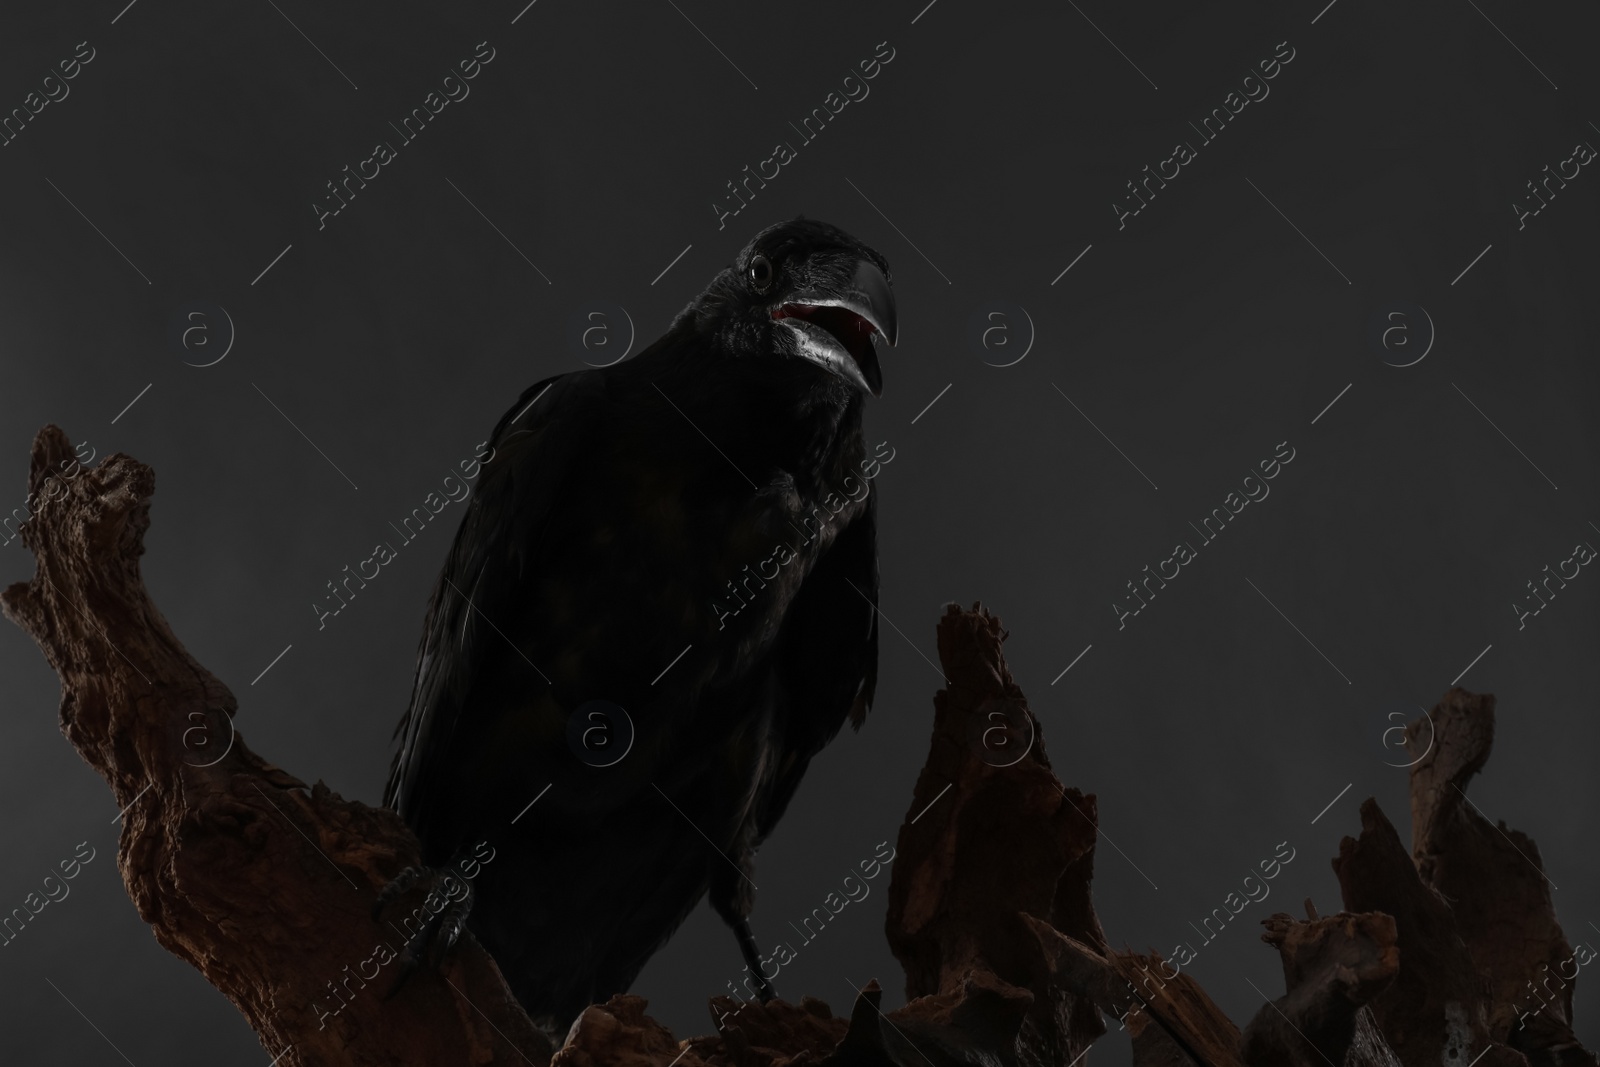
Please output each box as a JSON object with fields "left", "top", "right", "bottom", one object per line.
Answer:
{"left": 748, "top": 254, "right": 774, "bottom": 293}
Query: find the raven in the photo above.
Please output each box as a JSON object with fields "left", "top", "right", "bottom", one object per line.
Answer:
{"left": 381, "top": 218, "right": 896, "bottom": 1031}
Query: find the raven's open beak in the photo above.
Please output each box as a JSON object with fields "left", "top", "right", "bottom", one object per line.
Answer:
{"left": 772, "top": 259, "right": 897, "bottom": 397}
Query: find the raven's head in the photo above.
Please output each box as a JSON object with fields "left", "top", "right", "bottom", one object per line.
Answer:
{"left": 691, "top": 218, "right": 898, "bottom": 397}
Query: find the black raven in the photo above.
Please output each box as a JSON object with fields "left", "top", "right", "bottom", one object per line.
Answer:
{"left": 381, "top": 218, "right": 896, "bottom": 1031}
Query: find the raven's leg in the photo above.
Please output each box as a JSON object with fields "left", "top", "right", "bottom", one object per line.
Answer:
{"left": 370, "top": 847, "right": 480, "bottom": 998}
{"left": 731, "top": 917, "right": 776, "bottom": 1003}
{"left": 708, "top": 851, "right": 775, "bottom": 1003}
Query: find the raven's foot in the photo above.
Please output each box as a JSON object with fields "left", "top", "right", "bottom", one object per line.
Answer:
{"left": 370, "top": 859, "right": 477, "bottom": 999}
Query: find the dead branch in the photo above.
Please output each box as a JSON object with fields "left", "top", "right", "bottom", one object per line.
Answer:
{"left": 1, "top": 426, "right": 551, "bottom": 1067}
{"left": 883, "top": 604, "right": 1107, "bottom": 1067}
{"left": 9, "top": 430, "right": 1596, "bottom": 1067}
{"left": 1238, "top": 906, "right": 1399, "bottom": 1067}
{"left": 1331, "top": 797, "right": 1523, "bottom": 1067}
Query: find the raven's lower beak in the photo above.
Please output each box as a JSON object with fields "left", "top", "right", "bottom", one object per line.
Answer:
{"left": 772, "top": 259, "right": 897, "bottom": 397}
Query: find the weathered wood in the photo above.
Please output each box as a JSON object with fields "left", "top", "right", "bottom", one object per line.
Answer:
{"left": 10, "top": 428, "right": 1597, "bottom": 1067}
{"left": 1238, "top": 908, "right": 1400, "bottom": 1067}
{"left": 884, "top": 604, "right": 1108, "bottom": 1067}
{"left": 1406, "top": 690, "right": 1597, "bottom": 1066}
{"left": 1332, "top": 797, "right": 1525, "bottom": 1067}
{"left": 2, "top": 426, "right": 551, "bottom": 1067}
{"left": 1020, "top": 918, "right": 1246, "bottom": 1067}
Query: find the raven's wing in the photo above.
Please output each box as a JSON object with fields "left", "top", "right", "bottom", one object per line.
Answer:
{"left": 383, "top": 372, "right": 602, "bottom": 825}
{"left": 753, "top": 485, "right": 879, "bottom": 843}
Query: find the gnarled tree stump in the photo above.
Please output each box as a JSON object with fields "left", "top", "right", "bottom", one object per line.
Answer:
{"left": 7, "top": 426, "right": 1594, "bottom": 1067}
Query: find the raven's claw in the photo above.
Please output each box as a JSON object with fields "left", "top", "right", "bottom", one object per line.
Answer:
{"left": 370, "top": 860, "right": 477, "bottom": 999}
{"left": 371, "top": 864, "right": 427, "bottom": 919}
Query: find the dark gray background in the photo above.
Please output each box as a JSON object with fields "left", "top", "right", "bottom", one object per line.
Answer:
{"left": 1, "top": 0, "right": 1596, "bottom": 1062}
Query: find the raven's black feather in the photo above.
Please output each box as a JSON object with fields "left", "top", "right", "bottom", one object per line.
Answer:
{"left": 382, "top": 218, "right": 893, "bottom": 1029}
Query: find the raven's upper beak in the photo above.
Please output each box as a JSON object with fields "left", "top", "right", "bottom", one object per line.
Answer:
{"left": 772, "top": 259, "right": 897, "bottom": 397}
